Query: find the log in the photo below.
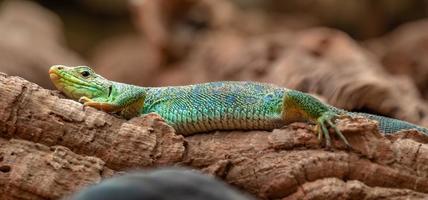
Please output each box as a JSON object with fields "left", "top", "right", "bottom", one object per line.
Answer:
{"left": 1, "top": 73, "right": 428, "bottom": 199}
{"left": 0, "top": 138, "right": 114, "bottom": 200}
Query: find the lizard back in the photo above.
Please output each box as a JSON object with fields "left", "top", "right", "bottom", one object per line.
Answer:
{"left": 143, "top": 81, "right": 286, "bottom": 134}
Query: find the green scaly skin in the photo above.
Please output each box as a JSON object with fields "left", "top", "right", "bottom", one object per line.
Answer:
{"left": 49, "top": 65, "right": 428, "bottom": 147}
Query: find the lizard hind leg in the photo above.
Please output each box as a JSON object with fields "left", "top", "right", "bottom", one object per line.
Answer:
{"left": 283, "top": 90, "right": 350, "bottom": 148}
{"left": 317, "top": 111, "right": 350, "bottom": 148}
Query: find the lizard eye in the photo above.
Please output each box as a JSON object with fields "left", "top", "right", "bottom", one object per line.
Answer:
{"left": 81, "top": 70, "right": 90, "bottom": 77}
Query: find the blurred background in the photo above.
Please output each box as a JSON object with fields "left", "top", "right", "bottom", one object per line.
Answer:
{"left": 3, "top": 0, "right": 428, "bottom": 126}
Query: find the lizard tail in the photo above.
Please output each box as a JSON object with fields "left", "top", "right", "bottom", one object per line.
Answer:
{"left": 327, "top": 105, "right": 428, "bottom": 135}
{"left": 352, "top": 112, "right": 428, "bottom": 135}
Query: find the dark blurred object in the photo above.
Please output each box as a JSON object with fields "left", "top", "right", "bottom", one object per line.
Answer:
{"left": 130, "top": 0, "right": 236, "bottom": 63}
{"left": 0, "top": 0, "right": 84, "bottom": 89}
{"left": 367, "top": 19, "right": 428, "bottom": 100}
{"left": 244, "top": 0, "right": 428, "bottom": 38}
{"left": 37, "top": 0, "right": 128, "bottom": 14}
{"left": 69, "top": 168, "right": 253, "bottom": 200}
{"left": 31, "top": 0, "right": 428, "bottom": 63}
{"left": 80, "top": 0, "right": 128, "bottom": 14}
{"left": 130, "top": 0, "right": 317, "bottom": 64}
{"left": 100, "top": 0, "right": 315, "bottom": 86}
{"left": 35, "top": 0, "right": 135, "bottom": 57}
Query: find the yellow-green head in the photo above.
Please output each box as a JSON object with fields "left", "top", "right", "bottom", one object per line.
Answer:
{"left": 49, "top": 65, "right": 112, "bottom": 100}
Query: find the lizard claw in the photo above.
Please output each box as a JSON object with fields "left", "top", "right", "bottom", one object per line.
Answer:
{"left": 317, "top": 112, "right": 351, "bottom": 148}
{"left": 78, "top": 96, "right": 92, "bottom": 104}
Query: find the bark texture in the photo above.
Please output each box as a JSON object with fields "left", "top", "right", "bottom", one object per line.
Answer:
{"left": 0, "top": 138, "right": 114, "bottom": 200}
{"left": 1, "top": 73, "right": 428, "bottom": 199}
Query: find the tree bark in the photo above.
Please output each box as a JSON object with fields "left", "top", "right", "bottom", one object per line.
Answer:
{"left": 1, "top": 73, "right": 428, "bottom": 199}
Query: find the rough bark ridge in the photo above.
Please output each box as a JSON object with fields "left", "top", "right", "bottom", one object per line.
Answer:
{"left": 1, "top": 73, "right": 428, "bottom": 199}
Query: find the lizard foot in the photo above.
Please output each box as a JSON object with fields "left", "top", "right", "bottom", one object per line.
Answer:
{"left": 316, "top": 111, "right": 351, "bottom": 148}
{"left": 78, "top": 96, "right": 92, "bottom": 104}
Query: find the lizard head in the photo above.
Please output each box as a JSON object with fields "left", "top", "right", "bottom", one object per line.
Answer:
{"left": 49, "top": 65, "right": 112, "bottom": 100}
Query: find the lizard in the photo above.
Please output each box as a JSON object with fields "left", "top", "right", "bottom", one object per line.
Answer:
{"left": 48, "top": 65, "right": 428, "bottom": 147}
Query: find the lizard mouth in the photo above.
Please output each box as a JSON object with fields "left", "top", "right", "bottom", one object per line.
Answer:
{"left": 48, "top": 65, "right": 67, "bottom": 79}
{"left": 48, "top": 65, "right": 73, "bottom": 92}
{"left": 49, "top": 71, "right": 59, "bottom": 82}
{"left": 49, "top": 65, "right": 65, "bottom": 90}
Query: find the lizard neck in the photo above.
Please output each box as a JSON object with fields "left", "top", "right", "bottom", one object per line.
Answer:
{"left": 109, "top": 81, "right": 149, "bottom": 118}
{"left": 110, "top": 81, "right": 149, "bottom": 97}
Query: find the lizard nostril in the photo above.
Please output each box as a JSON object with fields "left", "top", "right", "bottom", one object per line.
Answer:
{"left": 57, "top": 66, "right": 64, "bottom": 70}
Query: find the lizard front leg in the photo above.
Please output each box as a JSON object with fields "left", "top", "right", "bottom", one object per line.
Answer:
{"left": 79, "top": 96, "right": 120, "bottom": 112}
{"left": 78, "top": 88, "right": 146, "bottom": 119}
